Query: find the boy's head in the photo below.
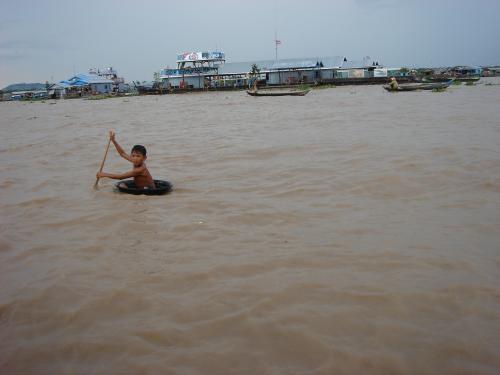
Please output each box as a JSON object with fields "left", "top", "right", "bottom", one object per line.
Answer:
{"left": 130, "top": 145, "right": 147, "bottom": 166}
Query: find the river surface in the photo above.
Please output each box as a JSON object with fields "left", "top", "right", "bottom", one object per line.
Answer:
{"left": 1, "top": 80, "right": 500, "bottom": 375}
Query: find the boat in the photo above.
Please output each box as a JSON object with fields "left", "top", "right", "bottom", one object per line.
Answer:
{"left": 383, "top": 80, "right": 454, "bottom": 92}
{"left": 420, "top": 76, "right": 454, "bottom": 83}
{"left": 134, "top": 81, "right": 162, "bottom": 95}
{"left": 454, "top": 76, "right": 481, "bottom": 83}
{"left": 159, "top": 51, "right": 225, "bottom": 90}
{"left": 451, "top": 66, "right": 482, "bottom": 83}
{"left": 246, "top": 88, "right": 311, "bottom": 96}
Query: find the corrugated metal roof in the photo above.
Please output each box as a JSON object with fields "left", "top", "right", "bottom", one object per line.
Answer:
{"left": 218, "top": 56, "right": 379, "bottom": 74}
{"left": 56, "top": 81, "right": 72, "bottom": 88}
{"left": 339, "top": 60, "right": 364, "bottom": 69}
{"left": 269, "top": 60, "right": 320, "bottom": 70}
{"left": 71, "top": 74, "right": 114, "bottom": 84}
{"left": 59, "top": 74, "right": 114, "bottom": 86}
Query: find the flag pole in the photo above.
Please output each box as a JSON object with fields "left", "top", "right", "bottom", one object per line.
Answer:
{"left": 275, "top": 31, "right": 278, "bottom": 61}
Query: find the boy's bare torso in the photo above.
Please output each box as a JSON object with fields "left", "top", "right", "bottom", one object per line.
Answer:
{"left": 133, "top": 165, "right": 154, "bottom": 188}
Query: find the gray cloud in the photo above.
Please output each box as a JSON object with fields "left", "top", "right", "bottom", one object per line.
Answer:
{"left": 1, "top": 0, "right": 499, "bottom": 87}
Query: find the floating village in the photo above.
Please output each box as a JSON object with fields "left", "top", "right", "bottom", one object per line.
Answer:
{"left": 1, "top": 51, "right": 499, "bottom": 101}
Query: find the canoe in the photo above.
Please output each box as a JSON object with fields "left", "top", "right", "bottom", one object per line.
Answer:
{"left": 420, "top": 76, "right": 454, "bottom": 83}
{"left": 454, "top": 76, "right": 481, "bottom": 83}
{"left": 246, "top": 88, "right": 310, "bottom": 97}
{"left": 384, "top": 80, "right": 454, "bottom": 92}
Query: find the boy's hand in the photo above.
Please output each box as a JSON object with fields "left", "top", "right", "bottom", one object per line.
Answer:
{"left": 109, "top": 130, "right": 116, "bottom": 141}
{"left": 96, "top": 172, "right": 105, "bottom": 178}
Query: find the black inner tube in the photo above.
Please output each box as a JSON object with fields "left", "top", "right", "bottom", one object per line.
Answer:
{"left": 116, "top": 179, "right": 173, "bottom": 195}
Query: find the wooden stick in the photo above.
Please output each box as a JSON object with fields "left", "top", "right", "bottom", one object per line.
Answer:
{"left": 94, "top": 138, "right": 112, "bottom": 188}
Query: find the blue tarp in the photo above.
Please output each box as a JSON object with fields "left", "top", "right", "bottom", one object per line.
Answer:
{"left": 72, "top": 74, "right": 113, "bottom": 84}
{"left": 59, "top": 74, "right": 114, "bottom": 87}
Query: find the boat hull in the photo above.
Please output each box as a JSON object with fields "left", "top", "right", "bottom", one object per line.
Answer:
{"left": 384, "top": 80, "right": 454, "bottom": 92}
{"left": 454, "top": 76, "right": 481, "bottom": 82}
{"left": 246, "top": 89, "right": 310, "bottom": 97}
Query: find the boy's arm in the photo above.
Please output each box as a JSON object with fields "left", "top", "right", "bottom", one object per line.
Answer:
{"left": 97, "top": 168, "right": 140, "bottom": 180}
{"left": 109, "top": 131, "right": 132, "bottom": 162}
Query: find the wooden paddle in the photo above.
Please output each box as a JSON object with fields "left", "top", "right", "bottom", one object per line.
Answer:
{"left": 94, "top": 137, "right": 112, "bottom": 188}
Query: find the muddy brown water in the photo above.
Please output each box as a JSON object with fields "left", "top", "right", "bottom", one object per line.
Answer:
{"left": 1, "top": 80, "right": 500, "bottom": 374}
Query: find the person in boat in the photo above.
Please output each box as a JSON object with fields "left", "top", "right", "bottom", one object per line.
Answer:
{"left": 96, "top": 130, "right": 155, "bottom": 189}
{"left": 389, "top": 76, "right": 399, "bottom": 90}
{"left": 248, "top": 78, "right": 258, "bottom": 91}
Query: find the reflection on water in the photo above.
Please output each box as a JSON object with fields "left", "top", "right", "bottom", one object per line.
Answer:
{"left": 1, "top": 80, "right": 500, "bottom": 374}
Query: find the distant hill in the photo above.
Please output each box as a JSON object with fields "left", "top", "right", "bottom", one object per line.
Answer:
{"left": 2, "top": 83, "right": 47, "bottom": 93}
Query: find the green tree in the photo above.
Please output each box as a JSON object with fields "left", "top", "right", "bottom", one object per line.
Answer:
{"left": 249, "top": 63, "right": 260, "bottom": 77}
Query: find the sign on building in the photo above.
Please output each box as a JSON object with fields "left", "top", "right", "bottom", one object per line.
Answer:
{"left": 374, "top": 68, "right": 388, "bottom": 77}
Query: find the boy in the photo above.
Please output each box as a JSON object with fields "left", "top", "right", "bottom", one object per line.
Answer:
{"left": 96, "top": 131, "right": 155, "bottom": 189}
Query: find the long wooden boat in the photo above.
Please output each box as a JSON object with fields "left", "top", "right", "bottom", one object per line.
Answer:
{"left": 454, "top": 76, "right": 481, "bottom": 83}
{"left": 246, "top": 88, "right": 311, "bottom": 97}
{"left": 420, "top": 76, "right": 454, "bottom": 83}
{"left": 384, "top": 80, "right": 454, "bottom": 92}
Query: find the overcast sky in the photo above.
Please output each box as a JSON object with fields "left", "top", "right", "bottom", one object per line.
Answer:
{"left": 1, "top": 0, "right": 499, "bottom": 87}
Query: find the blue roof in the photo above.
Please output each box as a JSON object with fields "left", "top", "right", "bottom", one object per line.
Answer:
{"left": 71, "top": 74, "right": 114, "bottom": 84}
{"left": 58, "top": 81, "right": 72, "bottom": 88}
{"left": 59, "top": 74, "right": 114, "bottom": 87}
